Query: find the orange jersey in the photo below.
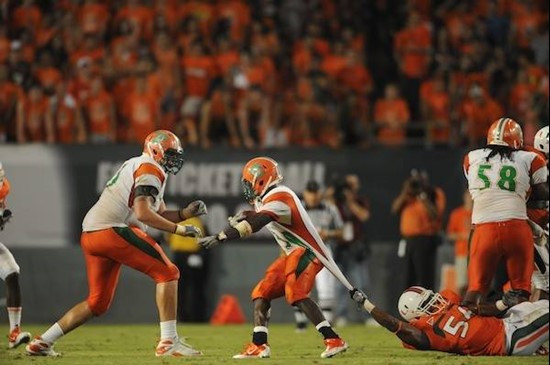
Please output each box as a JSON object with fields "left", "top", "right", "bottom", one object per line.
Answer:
{"left": 181, "top": 56, "right": 214, "bottom": 97}
{"left": 23, "top": 97, "right": 50, "bottom": 142}
{"left": 86, "top": 91, "right": 113, "bottom": 135}
{"left": 447, "top": 206, "right": 471, "bottom": 257}
{"left": 55, "top": 96, "right": 78, "bottom": 144}
{"left": 0, "top": 178, "right": 10, "bottom": 202}
{"left": 407, "top": 290, "right": 506, "bottom": 355}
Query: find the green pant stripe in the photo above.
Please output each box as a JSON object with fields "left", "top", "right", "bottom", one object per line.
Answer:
{"left": 112, "top": 227, "right": 165, "bottom": 264}
{"left": 508, "top": 313, "right": 549, "bottom": 355}
{"left": 295, "top": 249, "right": 316, "bottom": 278}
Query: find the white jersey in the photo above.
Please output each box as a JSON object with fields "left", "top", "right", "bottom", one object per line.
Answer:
{"left": 464, "top": 148, "right": 547, "bottom": 224}
{"left": 82, "top": 153, "right": 167, "bottom": 232}
{"left": 254, "top": 185, "right": 329, "bottom": 256}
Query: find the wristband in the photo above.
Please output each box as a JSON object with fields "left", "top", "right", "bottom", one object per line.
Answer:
{"left": 363, "top": 299, "right": 375, "bottom": 313}
{"left": 392, "top": 321, "right": 403, "bottom": 334}
{"left": 217, "top": 231, "right": 228, "bottom": 241}
{"left": 496, "top": 300, "right": 508, "bottom": 311}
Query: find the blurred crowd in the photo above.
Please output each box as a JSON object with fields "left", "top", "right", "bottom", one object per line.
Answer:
{"left": 0, "top": 0, "right": 548, "bottom": 148}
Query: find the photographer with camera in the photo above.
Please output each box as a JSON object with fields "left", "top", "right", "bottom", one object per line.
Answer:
{"left": 392, "top": 170, "right": 446, "bottom": 289}
{"left": 330, "top": 174, "right": 371, "bottom": 326}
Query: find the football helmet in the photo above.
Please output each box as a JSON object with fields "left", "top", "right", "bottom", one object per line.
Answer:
{"left": 241, "top": 157, "right": 283, "bottom": 202}
{"left": 486, "top": 117, "right": 523, "bottom": 149}
{"left": 398, "top": 286, "right": 448, "bottom": 322}
{"left": 143, "top": 130, "right": 184, "bottom": 175}
{"left": 534, "top": 125, "right": 549, "bottom": 155}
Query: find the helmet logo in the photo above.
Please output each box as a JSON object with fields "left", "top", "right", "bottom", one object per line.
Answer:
{"left": 248, "top": 164, "right": 265, "bottom": 180}
{"left": 151, "top": 132, "right": 168, "bottom": 144}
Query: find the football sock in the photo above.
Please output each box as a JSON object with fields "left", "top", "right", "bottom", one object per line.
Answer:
{"left": 252, "top": 326, "right": 268, "bottom": 345}
{"left": 294, "top": 308, "right": 308, "bottom": 329}
{"left": 316, "top": 320, "right": 339, "bottom": 339}
{"left": 42, "top": 323, "right": 64, "bottom": 343}
{"left": 321, "top": 307, "right": 333, "bottom": 323}
{"left": 7, "top": 307, "right": 21, "bottom": 332}
{"left": 160, "top": 320, "right": 178, "bottom": 340}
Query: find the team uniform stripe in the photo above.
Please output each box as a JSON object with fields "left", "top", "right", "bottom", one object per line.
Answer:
{"left": 508, "top": 313, "right": 549, "bottom": 355}
{"left": 112, "top": 227, "right": 165, "bottom": 264}
{"left": 515, "top": 323, "right": 549, "bottom": 350}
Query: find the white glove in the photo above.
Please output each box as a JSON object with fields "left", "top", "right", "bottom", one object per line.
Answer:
{"left": 198, "top": 235, "right": 221, "bottom": 249}
{"left": 175, "top": 225, "right": 202, "bottom": 238}
{"left": 349, "top": 288, "right": 367, "bottom": 305}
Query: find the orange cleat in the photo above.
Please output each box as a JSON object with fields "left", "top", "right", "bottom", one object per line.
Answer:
{"left": 233, "top": 342, "right": 271, "bottom": 359}
{"left": 320, "top": 337, "right": 348, "bottom": 358}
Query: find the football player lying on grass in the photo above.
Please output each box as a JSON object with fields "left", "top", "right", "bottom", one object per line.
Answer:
{"left": 350, "top": 286, "right": 548, "bottom": 356}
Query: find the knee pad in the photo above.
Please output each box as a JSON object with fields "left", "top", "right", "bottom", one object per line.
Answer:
{"left": 0, "top": 243, "right": 20, "bottom": 281}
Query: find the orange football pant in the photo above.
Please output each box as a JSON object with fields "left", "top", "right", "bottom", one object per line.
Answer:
{"left": 251, "top": 247, "right": 323, "bottom": 305}
{"left": 81, "top": 227, "right": 179, "bottom": 316}
{"left": 468, "top": 219, "right": 533, "bottom": 294}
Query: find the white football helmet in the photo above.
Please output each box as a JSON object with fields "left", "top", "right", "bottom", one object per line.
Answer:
{"left": 398, "top": 286, "right": 448, "bottom": 322}
{"left": 534, "top": 126, "right": 549, "bottom": 155}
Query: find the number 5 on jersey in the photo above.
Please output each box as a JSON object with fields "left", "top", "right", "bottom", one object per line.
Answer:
{"left": 477, "top": 164, "right": 517, "bottom": 192}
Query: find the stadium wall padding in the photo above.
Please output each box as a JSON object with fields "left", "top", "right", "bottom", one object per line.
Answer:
{"left": 0, "top": 145, "right": 467, "bottom": 247}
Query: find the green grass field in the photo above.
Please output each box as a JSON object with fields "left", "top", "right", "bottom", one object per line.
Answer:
{"left": 0, "top": 324, "right": 547, "bottom": 365}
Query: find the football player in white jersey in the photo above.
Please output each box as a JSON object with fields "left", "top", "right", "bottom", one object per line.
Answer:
{"left": 0, "top": 162, "right": 32, "bottom": 349}
{"left": 463, "top": 118, "right": 548, "bottom": 308}
{"left": 198, "top": 157, "right": 348, "bottom": 359}
{"left": 26, "top": 130, "right": 206, "bottom": 357}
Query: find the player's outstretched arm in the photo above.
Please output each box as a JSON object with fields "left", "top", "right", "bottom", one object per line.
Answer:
{"left": 198, "top": 212, "right": 273, "bottom": 249}
{"left": 158, "top": 200, "right": 208, "bottom": 223}
{"left": 350, "top": 290, "right": 430, "bottom": 350}
{"left": 133, "top": 195, "right": 201, "bottom": 237}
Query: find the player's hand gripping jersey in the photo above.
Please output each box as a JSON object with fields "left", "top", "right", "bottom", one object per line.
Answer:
{"left": 254, "top": 185, "right": 327, "bottom": 256}
{"left": 464, "top": 148, "right": 547, "bottom": 224}
{"left": 83, "top": 153, "right": 167, "bottom": 232}
{"left": 406, "top": 290, "right": 506, "bottom": 355}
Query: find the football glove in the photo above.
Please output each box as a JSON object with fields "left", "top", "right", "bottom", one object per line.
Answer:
{"left": 502, "top": 289, "right": 530, "bottom": 308}
{"left": 198, "top": 235, "right": 221, "bottom": 249}
{"left": 175, "top": 224, "right": 202, "bottom": 238}
{"left": 228, "top": 211, "right": 249, "bottom": 227}
{"left": 0, "top": 209, "right": 12, "bottom": 231}
{"left": 349, "top": 288, "right": 367, "bottom": 305}
{"left": 182, "top": 200, "right": 208, "bottom": 219}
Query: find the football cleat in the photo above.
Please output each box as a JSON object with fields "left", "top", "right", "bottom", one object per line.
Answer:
{"left": 233, "top": 343, "right": 271, "bottom": 359}
{"left": 25, "top": 337, "right": 61, "bottom": 356}
{"left": 320, "top": 338, "right": 348, "bottom": 358}
{"left": 155, "top": 337, "right": 202, "bottom": 357}
{"left": 8, "top": 327, "right": 31, "bottom": 349}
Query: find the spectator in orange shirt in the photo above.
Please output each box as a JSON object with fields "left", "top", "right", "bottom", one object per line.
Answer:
{"left": 460, "top": 85, "right": 503, "bottom": 146}
{"left": 337, "top": 50, "right": 373, "bottom": 97}
{"left": 68, "top": 57, "right": 94, "bottom": 104}
{"left": 215, "top": 0, "right": 251, "bottom": 42}
{"left": 420, "top": 75, "right": 451, "bottom": 145}
{"left": 124, "top": 76, "right": 159, "bottom": 143}
{"left": 16, "top": 83, "right": 55, "bottom": 143}
{"left": 214, "top": 38, "right": 240, "bottom": 77}
{"left": 509, "top": 69, "right": 537, "bottom": 120}
{"left": 85, "top": 77, "right": 117, "bottom": 143}
{"left": 199, "top": 83, "right": 240, "bottom": 149}
{"left": 447, "top": 189, "right": 472, "bottom": 295}
{"left": 78, "top": 0, "right": 110, "bottom": 36}
{"left": 292, "top": 36, "right": 315, "bottom": 76}
{"left": 115, "top": 0, "right": 154, "bottom": 40}
{"left": 180, "top": 42, "right": 215, "bottom": 145}
{"left": 34, "top": 52, "right": 62, "bottom": 95}
{"left": 69, "top": 34, "right": 105, "bottom": 68}
{"left": 178, "top": 0, "right": 215, "bottom": 37}
{"left": 321, "top": 42, "right": 347, "bottom": 81}
{"left": 374, "top": 84, "right": 410, "bottom": 146}
{"left": 394, "top": 11, "right": 432, "bottom": 121}
{"left": 0, "top": 26, "right": 10, "bottom": 64}
{"left": 0, "top": 65, "right": 24, "bottom": 142}
{"left": 52, "top": 83, "right": 87, "bottom": 144}
{"left": 12, "top": 0, "right": 42, "bottom": 36}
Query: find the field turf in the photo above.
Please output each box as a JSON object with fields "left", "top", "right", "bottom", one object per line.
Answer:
{"left": 0, "top": 324, "right": 547, "bottom": 365}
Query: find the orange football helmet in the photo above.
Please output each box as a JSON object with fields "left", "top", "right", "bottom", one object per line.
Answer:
{"left": 487, "top": 117, "right": 523, "bottom": 149}
{"left": 143, "top": 130, "right": 184, "bottom": 174}
{"left": 242, "top": 157, "right": 283, "bottom": 202}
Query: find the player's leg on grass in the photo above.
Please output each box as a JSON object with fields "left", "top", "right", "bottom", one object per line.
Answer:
{"left": 503, "top": 300, "right": 549, "bottom": 355}
{"left": 105, "top": 227, "right": 201, "bottom": 356}
{"left": 503, "top": 221, "right": 534, "bottom": 304}
{"left": 0, "top": 242, "right": 31, "bottom": 349}
{"left": 285, "top": 247, "right": 347, "bottom": 358}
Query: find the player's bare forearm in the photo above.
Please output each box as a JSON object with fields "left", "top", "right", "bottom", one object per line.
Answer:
{"left": 370, "top": 307, "right": 430, "bottom": 350}
{"left": 133, "top": 196, "right": 178, "bottom": 233}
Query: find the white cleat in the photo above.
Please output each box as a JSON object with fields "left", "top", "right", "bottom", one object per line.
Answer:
{"left": 25, "top": 337, "right": 61, "bottom": 356}
{"left": 155, "top": 337, "right": 202, "bottom": 357}
{"left": 233, "top": 343, "right": 271, "bottom": 359}
{"left": 8, "top": 327, "right": 31, "bottom": 349}
{"left": 320, "top": 338, "right": 348, "bottom": 358}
